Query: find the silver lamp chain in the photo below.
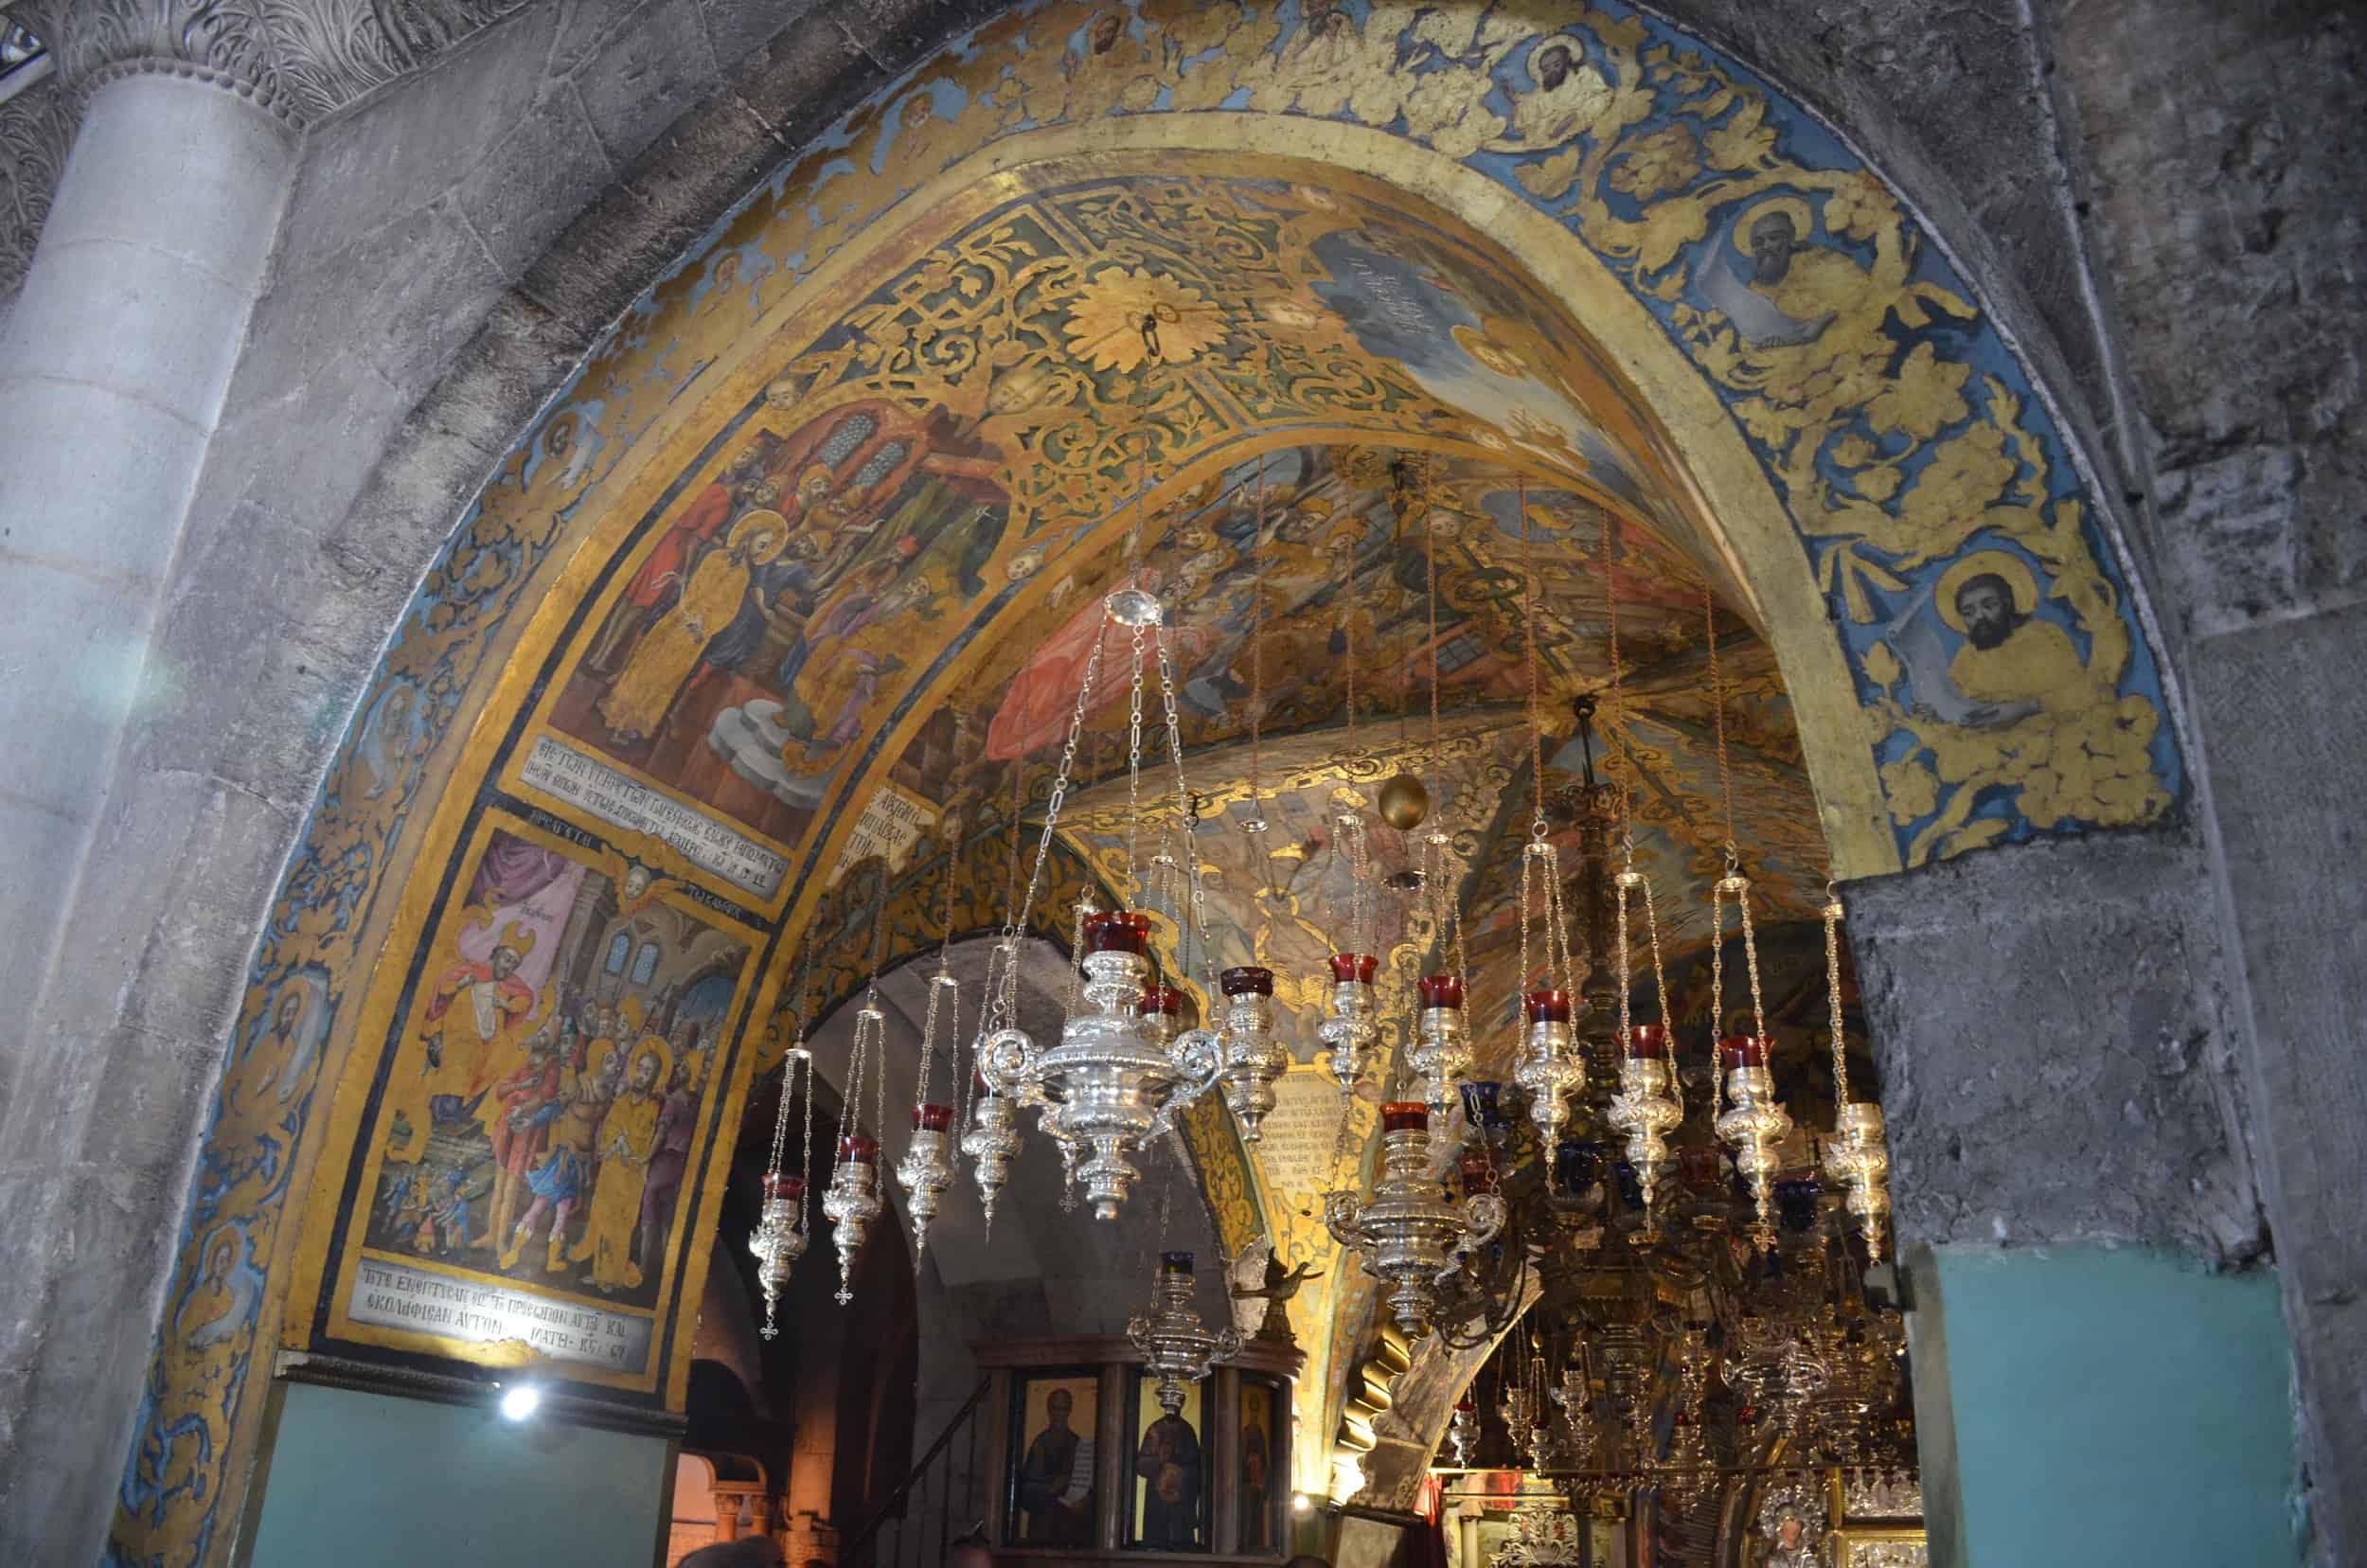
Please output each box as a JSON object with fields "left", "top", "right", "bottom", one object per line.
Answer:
{"left": 1125, "top": 621, "right": 1148, "bottom": 894}
{"left": 988, "top": 623, "right": 1109, "bottom": 1033}
{"left": 1153, "top": 624, "right": 1218, "bottom": 993}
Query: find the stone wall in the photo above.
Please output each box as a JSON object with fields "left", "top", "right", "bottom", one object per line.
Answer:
{"left": 0, "top": 0, "right": 2358, "bottom": 1560}
{"left": 2046, "top": 4, "right": 2366, "bottom": 1555}
{"left": 1847, "top": 829, "right": 2266, "bottom": 1266}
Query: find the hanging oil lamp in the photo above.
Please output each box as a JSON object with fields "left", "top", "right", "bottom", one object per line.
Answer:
{"left": 1777, "top": 1333, "right": 1834, "bottom": 1441}
{"left": 1818, "top": 891, "right": 1892, "bottom": 1259}
{"left": 1404, "top": 521, "right": 1471, "bottom": 1134}
{"left": 963, "top": 792, "right": 1030, "bottom": 1238}
{"left": 1320, "top": 530, "right": 1384, "bottom": 1093}
{"left": 748, "top": 1040, "right": 814, "bottom": 1339}
{"left": 1698, "top": 587, "right": 1793, "bottom": 1252}
{"left": 1500, "top": 1368, "right": 1532, "bottom": 1456}
{"left": 1596, "top": 1322, "right": 1655, "bottom": 1461}
{"left": 1708, "top": 882, "right": 1788, "bottom": 1253}
{"left": 822, "top": 1130, "right": 881, "bottom": 1307}
{"left": 961, "top": 1071, "right": 1021, "bottom": 1236}
{"left": 1508, "top": 482, "right": 1585, "bottom": 1140}
{"left": 1204, "top": 484, "right": 1290, "bottom": 1147}
{"left": 1317, "top": 801, "right": 1383, "bottom": 1090}
{"left": 897, "top": 880, "right": 963, "bottom": 1265}
{"left": 749, "top": 1168, "right": 807, "bottom": 1337}
{"left": 1138, "top": 981, "right": 1185, "bottom": 1047}
{"left": 898, "top": 1098, "right": 956, "bottom": 1267}
{"left": 890, "top": 947, "right": 956, "bottom": 1278}
{"left": 1372, "top": 484, "right": 1473, "bottom": 1134}
{"left": 1447, "top": 1396, "right": 1480, "bottom": 1467}
{"left": 1606, "top": 1018, "right": 1681, "bottom": 1238}
{"left": 1829, "top": 1098, "right": 1892, "bottom": 1256}
{"left": 1318, "top": 950, "right": 1381, "bottom": 1087}
{"left": 1602, "top": 811, "right": 1682, "bottom": 1237}
{"left": 1554, "top": 1355, "right": 1597, "bottom": 1470}
{"left": 1592, "top": 506, "right": 1681, "bottom": 1235}
{"left": 1496, "top": 1339, "right": 1555, "bottom": 1473}
{"left": 1660, "top": 1328, "right": 1716, "bottom": 1505}
{"left": 1513, "top": 937, "right": 1578, "bottom": 1147}
{"left": 1324, "top": 1102, "right": 1505, "bottom": 1337}
{"left": 1216, "top": 965, "right": 1287, "bottom": 1142}
{"left": 1715, "top": 1004, "right": 1791, "bottom": 1254}
{"left": 1405, "top": 972, "right": 1474, "bottom": 1129}
{"left": 1515, "top": 982, "right": 1583, "bottom": 1140}
{"left": 1522, "top": 1350, "right": 1557, "bottom": 1472}
{"left": 824, "top": 987, "right": 889, "bottom": 1305}
{"left": 970, "top": 366, "right": 1241, "bottom": 1217}
{"left": 983, "top": 903, "right": 1222, "bottom": 1221}
{"left": 1128, "top": 1250, "right": 1244, "bottom": 1416}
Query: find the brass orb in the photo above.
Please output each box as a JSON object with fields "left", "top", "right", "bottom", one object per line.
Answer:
{"left": 1377, "top": 772, "right": 1430, "bottom": 830}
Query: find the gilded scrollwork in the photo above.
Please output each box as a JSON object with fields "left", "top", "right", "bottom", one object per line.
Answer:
{"left": 1458, "top": 9, "right": 2174, "bottom": 860}
{"left": 765, "top": 175, "right": 1474, "bottom": 547}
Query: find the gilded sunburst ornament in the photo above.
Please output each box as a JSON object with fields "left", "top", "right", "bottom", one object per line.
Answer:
{"left": 1063, "top": 267, "right": 1225, "bottom": 371}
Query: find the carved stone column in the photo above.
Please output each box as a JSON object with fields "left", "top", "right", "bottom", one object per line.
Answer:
{"left": 0, "top": 4, "right": 521, "bottom": 1559}
{"left": 0, "top": 20, "right": 298, "bottom": 1559}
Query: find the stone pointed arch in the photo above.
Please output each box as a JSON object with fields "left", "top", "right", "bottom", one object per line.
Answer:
{"left": 78, "top": 6, "right": 2234, "bottom": 1566}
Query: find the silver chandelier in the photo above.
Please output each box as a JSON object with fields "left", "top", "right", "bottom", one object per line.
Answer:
{"left": 971, "top": 592, "right": 1233, "bottom": 1221}
{"left": 1324, "top": 1102, "right": 1504, "bottom": 1337}
{"left": 1127, "top": 1250, "right": 1242, "bottom": 1415}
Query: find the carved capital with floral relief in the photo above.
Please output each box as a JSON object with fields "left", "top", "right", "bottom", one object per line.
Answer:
{"left": 13, "top": 0, "right": 526, "bottom": 124}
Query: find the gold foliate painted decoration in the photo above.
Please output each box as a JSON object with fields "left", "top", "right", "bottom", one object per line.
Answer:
{"left": 1494, "top": 8, "right": 2175, "bottom": 860}
{"left": 764, "top": 173, "right": 1488, "bottom": 549}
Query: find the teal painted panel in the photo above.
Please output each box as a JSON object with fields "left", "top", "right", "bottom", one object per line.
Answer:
{"left": 244, "top": 1382, "right": 668, "bottom": 1568}
{"left": 1915, "top": 1247, "right": 2296, "bottom": 1568}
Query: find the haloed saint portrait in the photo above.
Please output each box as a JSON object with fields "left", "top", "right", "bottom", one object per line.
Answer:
{"left": 1009, "top": 1373, "right": 1099, "bottom": 1547}
{"left": 355, "top": 823, "right": 751, "bottom": 1314}
{"left": 550, "top": 398, "right": 1010, "bottom": 847}
{"left": 1240, "top": 1376, "right": 1284, "bottom": 1554}
{"left": 1129, "top": 1372, "right": 1208, "bottom": 1552}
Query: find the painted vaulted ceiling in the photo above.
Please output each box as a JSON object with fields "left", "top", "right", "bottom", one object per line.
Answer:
{"left": 289, "top": 146, "right": 1836, "bottom": 1483}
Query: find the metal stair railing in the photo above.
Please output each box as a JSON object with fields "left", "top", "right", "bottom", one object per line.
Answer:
{"left": 837, "top": 1376, "right": 992, "bottom": 1568}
